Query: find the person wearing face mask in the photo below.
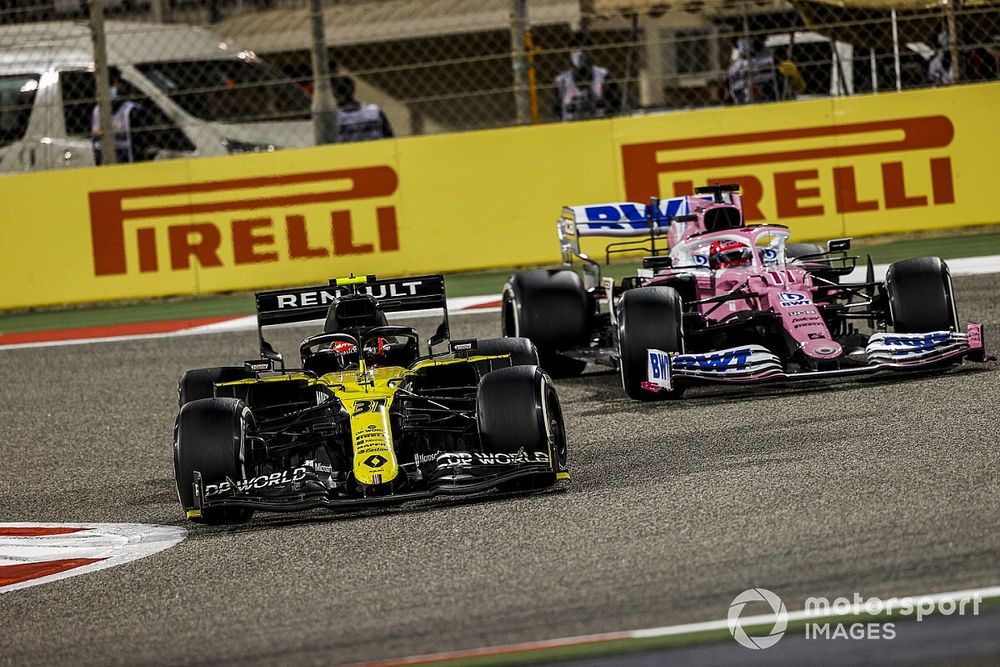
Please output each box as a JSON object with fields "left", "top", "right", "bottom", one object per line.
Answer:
{"left": 333, "top": 75, "right": 394, "bottom": 142}
{"left": 553, "top": 31, "right": 621, "bottom": 121}
{"left": 91, "top": 68, "right": 157, "bottom": 165}
{"left": 928, "top": 30, "right": 955, "bottom": 86}
{"left": 727, "top": 36, "right": 779, "bottom": 104}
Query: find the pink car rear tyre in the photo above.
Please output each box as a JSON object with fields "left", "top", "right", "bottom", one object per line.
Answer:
{"left": 502, "top": 270, "right": 589, "bottom": 377}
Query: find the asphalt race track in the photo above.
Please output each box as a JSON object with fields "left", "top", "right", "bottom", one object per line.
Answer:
{"left": 1, "top": 273, "right": 998, "bottom": 666}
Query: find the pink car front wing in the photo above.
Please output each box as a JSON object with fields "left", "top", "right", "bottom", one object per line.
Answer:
{"left": 642, "top": 322, "right": 987, "bottom": 393}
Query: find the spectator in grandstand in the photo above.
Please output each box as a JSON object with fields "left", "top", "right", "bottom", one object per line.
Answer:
{"left": 90, "top": 68, "right": 157, "bottom": 164}
{"left": 968, "top": 40, "right": 1000, "bottom": 81}
{"left": 727, "top": 36, "right": 780, "bottom": 104}
{"left": 728, "top": 38, "right": 750, "bottom": 102}
{"left": 333, "top": 76, "right": 394, "bottom": 142}
{"left": 928, "top": 30, "right": 954, "bottom": 86}
{"left": 553, "top": 31, "right": 621, "bottom": 121}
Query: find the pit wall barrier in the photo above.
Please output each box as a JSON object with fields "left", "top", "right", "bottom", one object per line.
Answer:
{"left": 1, "top": 82, "right": 997, "bottom": 310}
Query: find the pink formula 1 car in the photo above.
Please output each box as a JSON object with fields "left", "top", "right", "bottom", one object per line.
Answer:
{"left": 503, "top": 184, "right": 987, "bottom": 399}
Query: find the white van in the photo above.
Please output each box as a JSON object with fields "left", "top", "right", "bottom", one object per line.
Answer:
{"left": 0, "top": 21, "right": 313, "bottom": 172}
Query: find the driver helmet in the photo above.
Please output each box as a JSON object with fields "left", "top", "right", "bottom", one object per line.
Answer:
{"left": 362, "top": 337, "right": 390, "bottom": 365}
{"left": 327, "top": 340, "right": 359, "bottom": 370}
{"left": 709, "top": 239, "right": 753, "bottom": 269}
{"left": 329, "top": 337, "right": 392, "bottom": 368}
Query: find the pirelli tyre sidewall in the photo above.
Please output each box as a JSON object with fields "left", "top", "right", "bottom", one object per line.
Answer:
{"left": 174, "top": 397, "right": 255, "bottom": 524}
{"left": 885, "top": 256, "right": 959, "bottom": 334}
{"left": 502, "top": 270, "right": 589, "bottom": 377}
{"left": 617, "top": 286, "right": 685, "bottom": 401}
{"left": 178, "top": 366, "right": 254, "bottom": 408}
{"left": 465, "top": 337, "right": 540, "bottom": 367}
{"left": 477, "top": 366, "right": 567, "bottom": 488}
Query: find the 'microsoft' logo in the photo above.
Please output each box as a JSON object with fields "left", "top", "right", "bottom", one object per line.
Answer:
{"left": 728, "top": 588, "right": 788, "bottom": 649}
{"left": 88, "top": 165, "right": 399, "bottom": 277}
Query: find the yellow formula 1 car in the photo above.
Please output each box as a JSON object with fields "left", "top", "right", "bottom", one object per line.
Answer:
{"left": 173, "top": 274, "right": 568, "bottom": 524}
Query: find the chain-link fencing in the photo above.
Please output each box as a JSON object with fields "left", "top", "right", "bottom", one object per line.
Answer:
{"left": 0, "top": 0, "right": 997, "bottom": 171}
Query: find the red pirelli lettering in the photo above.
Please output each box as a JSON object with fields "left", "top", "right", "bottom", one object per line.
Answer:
{"left": 621, "top": 116, "right": 954, "bottom": 203}
{"left": 168, "top": 223, "right": 222, "bottom": 270}
{"left": 775, "top": 170, "right": 824, "bottom": 218}
{"left": 232, "top": 218, "right": 278, "bottom": 264}
{"left": 833, "top": 166, "right": 879, "bottom": 213}
{"left": 89, "top": 165, "right": 398, "bottom": 276}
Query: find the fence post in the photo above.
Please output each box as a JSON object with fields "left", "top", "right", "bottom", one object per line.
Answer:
{"left": 891, "top": 9, "right": 902, "bottom": 91}
{"left": 526, "top": 30, "right": 540, "bottom": 124}
{"left": 310, "top": 0, "right": 339, "bottom": 144}
{"left": 741, "top": 2, "right": 753, "bottom": 102}
{"left": 88, "top": 0, "right": 116, "bottom": 165}
{"left": 510, "top": 0, "right": 531, "bottom": 125}
{"left": 870, "top": 49, "right": 878, "bottom": 93}
{"left": 946, "top": 0, "right": 960, "bottom": 82}
{"left": 621, "top": 12, "right": 639, "bottom": 113}
{"left": 149, "top": 0, "right": 169, "bottom": 23}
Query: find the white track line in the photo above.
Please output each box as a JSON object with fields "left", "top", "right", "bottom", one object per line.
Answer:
{"left": 2, "top": 255, "right": 997, "bottom": 351}
{"left": 182, "top": 295, "right": 502, "bottom": 335}
{"left": 357, "top": 584, "right": 1000, "bottom": 666}
{"left": 632, "top": 584, "right": 1000, "bottom": 639}
{"left": 0, "top": 295, "right": 502, "bottom": 350}
{"left": 843, "top": 254, "right": 1000, "bottom": 281}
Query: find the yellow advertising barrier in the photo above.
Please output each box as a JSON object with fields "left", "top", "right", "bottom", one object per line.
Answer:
{"left": 1, "top": 82, "right": 998, "bottom": 310}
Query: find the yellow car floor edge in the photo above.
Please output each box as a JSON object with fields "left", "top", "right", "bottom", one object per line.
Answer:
{"left": 172, "top": 273, "right": 569, "bottom": 525}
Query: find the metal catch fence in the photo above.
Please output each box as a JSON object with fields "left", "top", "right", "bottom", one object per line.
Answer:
{"left": 0, "top": 0, "right": 996, "bottom": 170}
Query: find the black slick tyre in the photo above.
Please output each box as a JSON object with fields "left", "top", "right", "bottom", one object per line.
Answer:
{"left": 465, "top": 337, "right": 539, "bottom": 366}
{"left": 885, "top": 257, "right": 958, "bottom": 333}
{"left": 477, "top": 365, "right": 567, "bottom": 490}
{"left": 174, "top": 397, "right": 255, "bottom": 524}
{"left": 178, "top": 367, "right": 253, "bottom": 407}
{"left": 617, "top": 286, "right": 685, "bottom": 400}
{"left": 502, "top": 270, "right": 589, "bottom": 377}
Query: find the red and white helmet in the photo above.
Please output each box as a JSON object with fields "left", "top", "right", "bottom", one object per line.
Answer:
{"left": 330, "top": 338, "right": 392, "bottom": 365}
{"left": 329, "top": 340, "right": 359, "bottom": 368}
{"left": 709, "top": 239, "right": 753, "bottom": 269}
